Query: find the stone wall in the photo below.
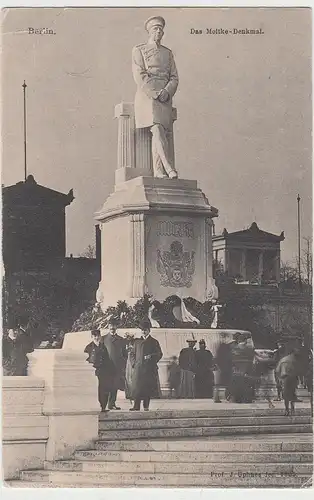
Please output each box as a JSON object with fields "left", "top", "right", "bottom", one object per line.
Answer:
{"left": 3, "top": 376, "right": 48, "bottom": 479}
{"left": 3, "top": 349, "right": 100, "bottom": 480}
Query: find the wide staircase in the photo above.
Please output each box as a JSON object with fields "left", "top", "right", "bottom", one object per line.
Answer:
{"left": 7, "top": 406, "right": 313, "bottom": 488}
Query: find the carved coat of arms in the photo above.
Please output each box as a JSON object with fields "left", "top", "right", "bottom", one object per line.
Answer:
{"left": 156, "top": 241, "right": 195, "bottom": 288}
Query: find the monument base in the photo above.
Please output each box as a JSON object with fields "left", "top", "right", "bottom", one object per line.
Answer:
{"left": 95, "top": 176, "right": 218, "bottom": 310}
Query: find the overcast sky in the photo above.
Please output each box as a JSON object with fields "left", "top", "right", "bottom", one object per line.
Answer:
{"left": 2, "top": 7, "right": 312, "bottom": 263}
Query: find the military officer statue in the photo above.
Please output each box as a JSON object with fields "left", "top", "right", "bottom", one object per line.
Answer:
{"left": 132, "top": 16, "right": 179, "bottom": 179}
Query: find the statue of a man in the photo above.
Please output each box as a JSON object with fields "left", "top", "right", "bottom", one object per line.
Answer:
{"left": 132, "top": 16, "right": 179, "bottom": 179}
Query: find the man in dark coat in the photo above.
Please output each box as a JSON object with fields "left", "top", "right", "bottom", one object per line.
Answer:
{"left": 3, "top": 322, "right": 34, "bottom": 376}
{"left": 195, "top": 339, "right": 214, "bottom": 398}
{"left": 101, "top": 319, "right": 128, "bottom": 410}
{"left": 84, "top": 330, "right": 114, "bottom": 412}
{"left": 130, "top": 319, "right": 163, "bottom": 411}
{"left": 178, "top": 339, "right": 197, "bottom": 398}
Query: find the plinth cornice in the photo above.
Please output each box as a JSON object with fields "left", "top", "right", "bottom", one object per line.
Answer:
{"left": 95, "top": 176, "right": 218, "bottom": 222}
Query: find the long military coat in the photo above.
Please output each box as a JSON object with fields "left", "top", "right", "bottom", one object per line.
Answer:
{"left": 101, "top": 334, "right": 127, "bottom": 391}
{"left": 130, "top": 335, "right": 163, "bottom": 399}
{"left": 132, "top": 42, "right": 178, "bottom": 129}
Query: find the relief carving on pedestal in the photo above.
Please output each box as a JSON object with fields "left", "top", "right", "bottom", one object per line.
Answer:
{"left": 156, "top": 240, "right": 195, "bottom": 288}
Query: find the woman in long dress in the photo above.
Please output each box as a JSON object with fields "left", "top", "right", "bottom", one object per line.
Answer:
{"left": 124, "top": 334, "right": 135, "bottom": 404}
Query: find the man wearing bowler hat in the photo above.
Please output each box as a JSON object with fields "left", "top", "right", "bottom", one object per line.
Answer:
{"left": 132, "top": 16, "right": 179, "bottom": 179}
{"left": 129, "top": 319, "right": 163, "bottom": 411}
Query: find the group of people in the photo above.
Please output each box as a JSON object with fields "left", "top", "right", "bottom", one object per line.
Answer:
{"left": 84, "top": 318, "right": 162, "bottom": 412}
{"left": 165, "top": 332, "right": 313, "bottom": 416}
{"left": 3, "top": 315, "right": 312, "bottom": 417}
{"left": 224, "top": 334, "right": 313, "bottom": 415}
{"left": 167, "top": 339, "right": 215, "bottom": 399}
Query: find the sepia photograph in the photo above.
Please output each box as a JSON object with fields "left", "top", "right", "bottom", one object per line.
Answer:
{"left": 1, "top": 6, "right": 313, "bottom": 489}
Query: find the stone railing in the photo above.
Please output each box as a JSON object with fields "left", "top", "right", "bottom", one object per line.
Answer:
{"left": 3, "top": 349, "right": 100, "bottom": 480}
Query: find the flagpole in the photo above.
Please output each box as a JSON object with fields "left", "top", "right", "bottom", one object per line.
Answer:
{"left": 22, "top": 81, "right": 27, "bottom": 181}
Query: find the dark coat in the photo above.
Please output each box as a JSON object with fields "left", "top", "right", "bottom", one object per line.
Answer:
{"left": 3, "top": 334, "right": 34, "bottom": 376}
{"left": 101, "top": 334, "right": 127, "bottom": 391}
{"left": 167, "top": 361, "right": 181, "bottom": 389}
{"left": 84, "top": 341, "right": 114, "bottom": 392}
{"left": 195, "top": 349, "right": 214, "bottom": 372}
{"left": 130, "top": 335, "right": 163, "bottom": 399}
{"left": 179, "top": 347, "right": 197, "bottom": 373}
{"left": 195, "top": 349, "right": 214, "bottom": 398}
{"left": 214, "top": 342, "right": 233, "bottom": 386}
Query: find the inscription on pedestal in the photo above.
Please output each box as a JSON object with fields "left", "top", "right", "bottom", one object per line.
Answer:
{"left": 156, "top": 221, "right": 194, "bottom": 238}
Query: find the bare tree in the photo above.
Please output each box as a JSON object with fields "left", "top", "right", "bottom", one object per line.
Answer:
{"left": 80, "top": 244, "right": 96, "bottom": 259}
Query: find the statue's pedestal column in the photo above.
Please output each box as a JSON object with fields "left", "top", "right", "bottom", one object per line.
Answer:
{"left": 95, "top": 176, "right": 218, "bottom": 310}
{"left": 114, "top": 102, "right": 177, "bottom": 185}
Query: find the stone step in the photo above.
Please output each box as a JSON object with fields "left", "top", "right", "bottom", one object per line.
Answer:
{"left": 44, "top": 460, "right": 313, "bottom": 475}
{"left": 99, "top": 415, "right": 312, "bottom": 430}
{"left": 99, "top": 407, "right": 312, "bottom": 421}
{"left": 92, "top": 434, "right": 313, "bottom": 452}
{"left": 72, "top": 450, "right": 313, "bottom": 463}
{"left": 17, "top": 470, "right": 312, "bottom": 487}
{"left": 98, "top": 423, "right": 312, "bottom": 440}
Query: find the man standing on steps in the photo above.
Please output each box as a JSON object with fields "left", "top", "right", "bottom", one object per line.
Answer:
{"left": 84, "top": 330, "right": 113, "bottom": 412}
{"left": 102, "top": 318, "right": 128, "bottom": 410}
{"left": 132, "top": 16, "right": 179, "bottom": 179}
{"left": 129, "top": 319, "right": 163, "bottom": 411}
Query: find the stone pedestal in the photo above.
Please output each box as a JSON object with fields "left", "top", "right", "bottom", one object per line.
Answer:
{"left": 27, "top": 349, "right": 100, "bottom": 461}
{"left": 95, "top": 176, "right": 218, "bottom": 309}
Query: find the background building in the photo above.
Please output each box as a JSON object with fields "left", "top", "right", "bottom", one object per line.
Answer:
{"left": 213, "top": 222, "right": 284, "bottom": 285}
{"left": 2, "top": 175, "right": 100, "bottom": 340}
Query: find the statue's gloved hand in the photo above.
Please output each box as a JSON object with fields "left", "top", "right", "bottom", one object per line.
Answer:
{"left": 157, "top": 88, "right": 170, "bottom": 103}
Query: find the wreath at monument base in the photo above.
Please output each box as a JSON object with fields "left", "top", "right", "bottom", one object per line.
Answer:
{"left": 71, "top": 294, "right": 220, "bottom": 332}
